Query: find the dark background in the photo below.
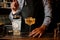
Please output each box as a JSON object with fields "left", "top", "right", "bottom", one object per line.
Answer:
{"left": 0, "top": 0, "right": 60, "bottom": 32}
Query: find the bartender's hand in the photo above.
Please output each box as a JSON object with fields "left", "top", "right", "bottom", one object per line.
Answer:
{"left": 29, "top": 24, "right": 46, "bottom": 37}
{"left": 11, "top": 0, "right": 19, "bottom": 13}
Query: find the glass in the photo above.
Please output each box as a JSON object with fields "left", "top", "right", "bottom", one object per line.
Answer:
{"left": 12, "top": 19, "right": 21, "bottom": 36}
{"left": 25, "top": 17, "right": 35, "bottom": 32}
{"left": 13, "top": 30, "right": 20, "bottom": 36}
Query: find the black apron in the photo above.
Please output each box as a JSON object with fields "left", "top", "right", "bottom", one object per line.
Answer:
{"left": 21, "top": 0, "right": 44, "bottom": 32}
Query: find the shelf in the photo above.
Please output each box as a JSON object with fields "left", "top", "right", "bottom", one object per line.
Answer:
{"left": 0, "top": 0, "right": 12, "bottom": 9}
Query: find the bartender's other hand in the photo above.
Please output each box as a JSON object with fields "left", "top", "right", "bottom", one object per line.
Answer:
{"left": 11, "top": 0, "right": 19, "bottom": 12}
{"left": 29, "top": 24, "right": 46, "bottom": 37}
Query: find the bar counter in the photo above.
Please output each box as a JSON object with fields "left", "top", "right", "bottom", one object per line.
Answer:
{"left": 0, "top": 35, "right": 59, "bottom": 40}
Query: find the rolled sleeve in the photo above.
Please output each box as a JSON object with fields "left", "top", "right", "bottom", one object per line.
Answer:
{"left": 9, "top": 10, "right": 21, "bottom": 22}
{"left": 43, "top": 17, "right": 51, "bottom": 26}
{"left": 17, "top": 0, "right": 24, "bottom": 10}
{"left": 42, "top": 0, "right": 52, "bottom": 26}
{"left": 9, "top": 12, "right": 13, "bottom": 22}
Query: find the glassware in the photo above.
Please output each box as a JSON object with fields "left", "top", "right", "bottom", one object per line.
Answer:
{"left": 25, "top": 17, "right": 35, "bottom": 32}
{"left": 12, "top": 19, "right": 21, "bottom": 36}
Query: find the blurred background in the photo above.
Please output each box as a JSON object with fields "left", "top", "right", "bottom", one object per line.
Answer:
{"left": 0, "top": 0, "right": 12, "bottom": 25}
{"left": 0, "top": 0, "right": 60, "bottom": 38}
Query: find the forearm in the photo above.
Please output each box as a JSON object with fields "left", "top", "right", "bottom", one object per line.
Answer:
{"left": 42, "top": 17, "right": 51, "bottom": 26}
{"left": 42, "top": 0, "right": 52, "bottom": 26}
{"left": 9, "top": 12, "right": 13, "bottom": 22}
{"left": 9, "top": 10, "right": 21, "bottom": 21}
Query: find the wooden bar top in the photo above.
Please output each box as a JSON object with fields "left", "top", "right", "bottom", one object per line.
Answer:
{"left": 0, "top": 35, "right": 58, "bottom": 40}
